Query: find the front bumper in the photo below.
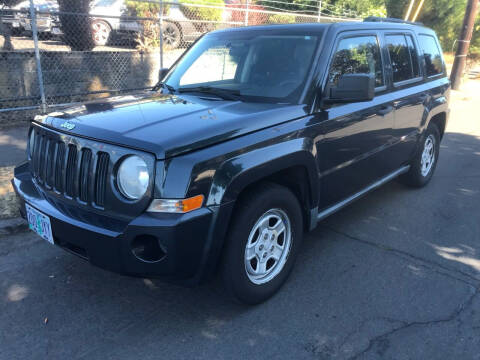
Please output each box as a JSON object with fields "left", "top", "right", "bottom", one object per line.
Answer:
{"left": 12, "top": 162, "right": 233, "bottom": 284}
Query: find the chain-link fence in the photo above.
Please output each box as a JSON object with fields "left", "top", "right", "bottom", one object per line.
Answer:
{"left": 0, "top": 0, "right": 360, "bottom": 125}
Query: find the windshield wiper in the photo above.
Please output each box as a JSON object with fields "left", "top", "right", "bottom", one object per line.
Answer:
{"left": 153, "top": 82, "right": 176, "bottom": 94}
{"left": 177, "top": 86, "right": 242, "bottom": 101}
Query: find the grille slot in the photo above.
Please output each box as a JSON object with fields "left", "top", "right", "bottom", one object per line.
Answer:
{"left": 94, "top": 152, "right": 109, "bottom": 207}
{"left": 38, "top": 135, "right": 48, "bottom": 183}
{"left": 78, "top": 149, "right": 92, "bottom": 202}
{"left": 32, "top": 131, "right": 42, "bottom": 177}
{"left": 65, "top": 145, "right": 78, "bottom": 198}
{"left": 55, "top": 142, "right": 66, "bottom": 192}
{"left": 45, "top": 140, "right": 56, "bottom": 188}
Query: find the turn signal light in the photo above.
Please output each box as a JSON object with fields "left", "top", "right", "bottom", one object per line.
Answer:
{"left": 147, "top": 195, "right": 204, "bottom": 213}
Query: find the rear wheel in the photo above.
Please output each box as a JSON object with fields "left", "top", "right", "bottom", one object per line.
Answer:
{"left": 400, "top": 122, "right": 440, "bottom": 187}
{"left": 221, "top": 183, "right": 303, "bottom": 304}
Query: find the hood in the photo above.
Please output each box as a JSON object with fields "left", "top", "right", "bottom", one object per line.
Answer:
{"left": 34, "top": 91, "right": 306, "bottom": 159}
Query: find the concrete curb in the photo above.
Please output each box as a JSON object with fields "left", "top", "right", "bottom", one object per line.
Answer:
{"left": 0, "top": 217, "right": 28, "bottom": 236}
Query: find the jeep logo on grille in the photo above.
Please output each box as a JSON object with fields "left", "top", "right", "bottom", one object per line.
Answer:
{"left": 60, "top": 121, "right": 75, "bottom": 130}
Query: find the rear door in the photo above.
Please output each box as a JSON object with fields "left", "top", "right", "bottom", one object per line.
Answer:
{"left": 315, "top": 32, "right": 396, "bottom": 209}
{"left": 383, "top": 31, "right": 426, "bottom": 165}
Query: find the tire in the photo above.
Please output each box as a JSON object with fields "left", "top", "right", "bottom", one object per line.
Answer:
{"left": 400, "top": 122, "right": 441, "bottom": 187}
{"left": 91, "top": 20, "right": 111, "bottom": 46}
{"left": 162, "top": 22, "right": 181, "bottom": 49}
{"left": 221, "top": 182, "right": 304, "bottom": 305}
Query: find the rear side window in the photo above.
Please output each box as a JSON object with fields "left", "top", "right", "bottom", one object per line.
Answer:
{"left": 418, "top": 35, "right": 443, "bottom": 76}
{"left": 386, "top": 34, "right": 420, "bottom": 83}
{"left": 328, "top": 35, "right": 384, "bottom": 87}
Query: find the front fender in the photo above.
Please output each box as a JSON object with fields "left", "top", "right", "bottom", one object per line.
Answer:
{"left": 206, "top": 137, "right": 319, "bottom": 208}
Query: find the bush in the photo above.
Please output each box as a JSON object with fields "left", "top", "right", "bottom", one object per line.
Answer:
{"left": 179, "top": 0, "right": 224, "bottom": 26}
{"left": 125, "top": 1, "right": 164, "bottom": 51}
{"left": 226, "top": 2, "right": 267, "bottom": 26}
{"left": 268, "top": 14, "right": 296, "bottom": 24}
{"left": 57, "top": 0, "right": 94, "bottom": 51}
{"left": 125, "top": 1, "right": 169, "bottom": 17}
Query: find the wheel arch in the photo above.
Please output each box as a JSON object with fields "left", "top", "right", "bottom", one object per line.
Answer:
{"left": 207, "top": 139, "right": 320, "bottom": 230}
{"left": 423, "top": 94, "right": 449, "bottom": 140}
{"left": 429, "top": 111, "right": 447, "bottom": 139}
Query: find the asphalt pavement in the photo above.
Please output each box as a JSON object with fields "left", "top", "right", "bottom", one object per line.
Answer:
{"left": 1, "top": 84, "right": 480, "bottom": 360}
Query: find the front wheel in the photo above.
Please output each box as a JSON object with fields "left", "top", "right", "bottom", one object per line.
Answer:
{"left": 221, "top": 183, "right": 303, "bottom": 304}
{"left": 400, "top": 122, "right": 441, "bottom": 187}
{"left": 91, "top": 20, "right": 111, "bottom": 46}
{"left": 162, "top": 22, "right": 181, "bottom": 49}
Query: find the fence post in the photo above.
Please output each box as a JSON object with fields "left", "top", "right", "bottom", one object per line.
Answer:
{"left": 29, "top": 0, "right": 47, "bottom": 114}
{"left": 245, "top": 0, "right": 249, "bottom": 26}
{"left": 317, "top": 0, "right": 322, "bottom": 22}
{"left": 159, "top": 0, "right": 164, "bottom": 71}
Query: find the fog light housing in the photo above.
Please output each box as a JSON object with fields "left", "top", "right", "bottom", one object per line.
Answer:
{"left": 131, "top": 235, "right": 165, "bottom": 262}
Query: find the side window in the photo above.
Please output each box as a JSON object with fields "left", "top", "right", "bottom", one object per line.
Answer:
{"left": 406, "top": 35, "right": 420, "bottom": 78}
{"left": 386, "top": 34, "right": 420, "bottom": 83}
{"left": 328, "top": 36, "right": 384, "bottom": 88}
{"left": 418, "top": 34, "right": 443, "bottom": 77}
{"left": 386, "top": 35, "right": 411, "bottom": 83}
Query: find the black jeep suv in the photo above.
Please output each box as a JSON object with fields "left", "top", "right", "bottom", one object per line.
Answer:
{"left": 13, "top": 18, "right": 450, "bottom": 304}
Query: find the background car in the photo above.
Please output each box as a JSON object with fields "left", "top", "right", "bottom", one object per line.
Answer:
{"left": 1, "top": 0, "right": 58, "bottom": 37}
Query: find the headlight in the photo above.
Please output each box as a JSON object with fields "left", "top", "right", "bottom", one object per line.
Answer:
{"left": 117, "top": 155, "right": 149, "bottom": 200}
{"left": 29, "top": 130, "right": 35, "bottom": 158}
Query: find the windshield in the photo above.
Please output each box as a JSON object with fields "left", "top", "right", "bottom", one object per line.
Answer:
{"left": 93, "top": 0, "right": 119, "bottom": 7}
{"left": 163, "top": 29, "right": 321, "bottom": 103}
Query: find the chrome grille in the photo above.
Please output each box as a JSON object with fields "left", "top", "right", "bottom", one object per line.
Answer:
{"left": 30, "top": 130, "right": 110, "bottom": 208}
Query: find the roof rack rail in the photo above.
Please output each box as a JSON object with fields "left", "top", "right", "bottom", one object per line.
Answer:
{"left": 363, "top": 16, "right": 423, "bottom": 26}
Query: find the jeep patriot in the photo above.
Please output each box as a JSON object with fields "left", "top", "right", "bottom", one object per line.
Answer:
{"left": 13, "top": 18, "right": 450, "bottom": 304}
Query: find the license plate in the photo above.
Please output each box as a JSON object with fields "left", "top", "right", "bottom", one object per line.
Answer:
{"left": 26, "top": 203, "right": 54, "bottom": 245}
{"left": 52, "top": 27, "right": 62, "bottom": 35}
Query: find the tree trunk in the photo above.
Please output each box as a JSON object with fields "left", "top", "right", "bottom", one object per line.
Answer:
{"left": 57, "top": 0, "right": 94, "bottom": 51}
{"left": 0, "top": 18, "right": 14, "bottom": 50}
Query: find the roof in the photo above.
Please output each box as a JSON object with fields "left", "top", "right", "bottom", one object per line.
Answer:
{"left": 211, "top": 20, "right": 433, "bottom": 36}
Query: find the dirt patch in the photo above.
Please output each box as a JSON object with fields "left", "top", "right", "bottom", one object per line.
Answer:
{"left": 0, "top": 166, "right": 19, "bottom": 219}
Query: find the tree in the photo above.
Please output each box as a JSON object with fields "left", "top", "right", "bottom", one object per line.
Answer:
{"left": 0, "top": 0, "right": 23, "bottom": 50}
{"left": 385, "top": 0, "right": 410, "bottom": 18}
{"left": 57, "top": 0, "right": 95, "bottom": 51}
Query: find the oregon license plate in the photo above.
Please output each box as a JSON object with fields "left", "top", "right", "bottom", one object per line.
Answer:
{"left": 26, "top": 203, "right": 54, "bottom": 244}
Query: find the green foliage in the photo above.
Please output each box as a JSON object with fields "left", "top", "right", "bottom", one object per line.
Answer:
{"left": 179, "top": 0, "right": 224, "bottom": 22}
{"left": 408, "top": 0, "right": 480, "bottom": 57}
{"left": 385, "top": 0, "right": 410, "bottom": 18}
{"left": 125, "top": 1, "right": 169, "bottom": 17}
{"left": 328, "top": 0, "right": 386, "bottom": 17}
{"left": 125, "top": 0, "right": 164, "bottom": 51}
{"left": 268, "top": 14, "right": 296, "bottom": 24}
{"left": 384, "top": 0, "right": 480, "bottom": 57}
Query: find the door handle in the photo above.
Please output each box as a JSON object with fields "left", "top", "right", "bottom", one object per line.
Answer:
{"left": 378, "top": 105, "right": 393, "bottom": 116}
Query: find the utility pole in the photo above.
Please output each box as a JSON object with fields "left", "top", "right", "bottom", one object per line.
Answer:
{"left": 411, "top": 0, "right": 425, "bottom": 22}
{"left": 317, "top": 0, "right": 322, "bottom": 23}
{"left": 404, "top": 0, "right": 416, "bottom": 21}
{"left": 450, "top": 0, "right": 479, "bottom": 90}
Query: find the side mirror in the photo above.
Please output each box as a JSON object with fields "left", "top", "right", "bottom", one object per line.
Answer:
{"left": 326, "top": 74, "right": 375, "bottom": 103}
{"left": 159, "top": 68, "right": 169, "bottom": 81}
